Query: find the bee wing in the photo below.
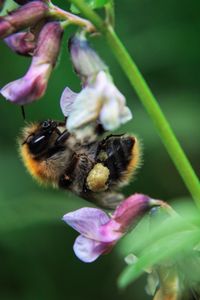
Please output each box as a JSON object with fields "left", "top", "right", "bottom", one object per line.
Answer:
{"left": 60, "top": 87, "right": 78, "bottom": 117}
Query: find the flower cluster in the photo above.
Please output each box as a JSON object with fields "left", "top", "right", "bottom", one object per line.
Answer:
{"left": 0, "top": 1, "right": 163, "bottom": 271}
{"left": 0, "top": 3, "right": 132, "bottom": 135}
{"left": 0, "top": 1, "right": 63, "bottom": 104}
{"left": 1, "top": 4, "right": 132, "bottom": 137}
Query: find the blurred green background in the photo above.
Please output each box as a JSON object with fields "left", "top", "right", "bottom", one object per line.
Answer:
{"left": 0, "top": 0, "right": 199, "bottom": 299}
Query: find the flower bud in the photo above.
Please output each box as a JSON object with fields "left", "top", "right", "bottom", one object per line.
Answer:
{"left": 69, "top": 32, "right": 107, "bottom": 83}
{"left": 1, "top": 21, "right": 63, "bottom": 104}
{"left": 0, "top": 1, "right": 49, "bottom": 39}
{"left": 4, "top": 31, "right": 36, "bottom": 56}
{"left": 35, "top": 21, "right": 63, "bottom": 67}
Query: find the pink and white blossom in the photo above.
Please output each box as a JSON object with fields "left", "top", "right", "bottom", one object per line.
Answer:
{"left": 63, "top": 194, "right": 160, "bottom": 263}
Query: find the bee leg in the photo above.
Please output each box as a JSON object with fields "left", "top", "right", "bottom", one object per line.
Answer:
{"left": 95, "top": 123, "right": 107, "bottom": 136}
{"left": 68, "top": 153, "right": 94, "bottom": 194}
{"left": 55, "top": 130, "right": 70, "bottom": 145}
{"left": 94, "top": 192, "right": 124, "bottom": 210}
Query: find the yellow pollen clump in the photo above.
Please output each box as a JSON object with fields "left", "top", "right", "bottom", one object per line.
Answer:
{"left": 86, "top": 163, "right": 110, "bottom": 192}
{"left": 97, "top": 150, "right": 108, "bottom": 161}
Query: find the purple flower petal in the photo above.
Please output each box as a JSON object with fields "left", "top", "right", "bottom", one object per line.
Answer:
{"left": 4, "top": 32, "right": 36, "bottom": 56}
{"left": 60, "top": 87, "right": 78, "bottom": 117}
{"left": 63, "top": 207, "right": 110, "bottom": 241}
{"left": 112, "top": 193, "right": 152, "bottom": 230}
{"left": 0, "top": 1, "right": 49, "bottom": 39}
{"left": 1, "top": 22, "right": 63, "bottom": 105}
{"left": 69, "top": 32, "right": 107, "bottom": 83}
{"left": 0, "top": 63, "right": 51, "bottom": 104}
{"left": 73, "top": 235, "right": 110, "bottom": 263}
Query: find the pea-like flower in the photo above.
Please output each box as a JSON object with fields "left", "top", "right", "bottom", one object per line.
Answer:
{"left": 0, "top": 1, "right": 49, "bottom": 39}
{"left": 60, "top": 33, "right": 132, "bottom": 139}
{"left": 62, "top": 194, "right": 161, "bottom": 263}
{"left": 60, "top": 70, "right": 132, "bottom": 139}
{"left": 1, "top": 21, "right": 63, "bottom": 104}
{"left": 4, "top": 31, "right": 36, "bottom": 56}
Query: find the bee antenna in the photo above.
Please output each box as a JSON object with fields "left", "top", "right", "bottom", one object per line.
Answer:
{"left": 21, "top": 106, "right": 26, "bottom": 121}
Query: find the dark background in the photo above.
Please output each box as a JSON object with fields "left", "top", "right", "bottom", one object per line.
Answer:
{"left": 0, "top": 0, "right": 199, "bottom": 299}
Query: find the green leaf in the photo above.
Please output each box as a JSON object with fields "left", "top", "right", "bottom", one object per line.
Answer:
{"left": 117, "top": 201, "right": 200, "bottom": 258}
{"left": 118, "top": 229, "right": 200, "bottom": 289}
{"left": 70, "top": 0, "right": 110, "bottom": 14}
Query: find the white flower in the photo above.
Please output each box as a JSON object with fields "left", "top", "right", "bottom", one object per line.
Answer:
{"left": 60, "top": 71, "right": 132, "bottom": 138}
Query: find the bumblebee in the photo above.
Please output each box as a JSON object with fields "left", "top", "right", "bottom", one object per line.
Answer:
{"left": 19, "top": 120, "right": 140, "bottom": 209}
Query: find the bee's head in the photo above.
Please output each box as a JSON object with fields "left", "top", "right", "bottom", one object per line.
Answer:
{"left": 20, "top": 120, "right": 59, "bottom": 156}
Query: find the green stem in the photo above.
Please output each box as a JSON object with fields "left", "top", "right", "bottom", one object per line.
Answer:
{"left": 105, "top": 0, "right": 115, "bottom": 27}
{"left": 49, "top": 3, "right": 95, "bottom": 32}
{"left": 68, "top": 0, "right": 200, "bottom": 206}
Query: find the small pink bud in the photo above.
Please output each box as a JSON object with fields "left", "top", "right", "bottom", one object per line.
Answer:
{"left": 4, "top": 31, "right": 36, "bottom": 56}
{"left": 0, "top": 1, "right": 49, "bottom": 39}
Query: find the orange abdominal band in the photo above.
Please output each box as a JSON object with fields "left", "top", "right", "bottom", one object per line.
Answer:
{"left": 122, "top": 137, "right": 141, "bottom": 182}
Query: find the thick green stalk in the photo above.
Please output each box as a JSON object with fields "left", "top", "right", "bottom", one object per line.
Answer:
{"left": 69, "top": 0, "right": 200, "bottom": 206}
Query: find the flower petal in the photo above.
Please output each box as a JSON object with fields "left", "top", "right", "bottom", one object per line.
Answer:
{"left": 0, "top": 1, "right": 49, "bottom": 39}
{"left": 120, "top": 106, "right": 133, "bottom": 124}
{"left": 1, "top": 22, "right": 62, "bottom": 105}
{"left": 60, "top": 87, "right": 78, "bottom": 117}
{"left": 99, "top": 97, "right": 120, "bottom": 130}
{"left": 66, "top": 87, "right": 100, "bottom": 131}
{"left": 112, "top": 193, "right": 152, "bottom": 230}
{"left": 69, "top": 32, "right": 107, "bottom": 84}
{"left": 73, "top": 235, "right": 109, "bottom": 263}
{"left": 4, "top": 32, "right": 36, "bottom": 56}
{"left": 62, "top": 207, "right": 110, "bottom": 240}
{"left": 0, "top": 63, "right": 51, "bottom": 104}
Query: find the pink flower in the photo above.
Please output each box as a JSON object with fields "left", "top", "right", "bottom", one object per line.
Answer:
{"left": 63, "top": 194, "right": 160, "bottom": 263}
{"left": 1, "top": 21, "right": 63, "bottom": 104}
{"left": 4, "top": 31, "right": 36, "bottom": 56}
{"left": 0, "top": 1, "right": 49, "bottom": 39}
